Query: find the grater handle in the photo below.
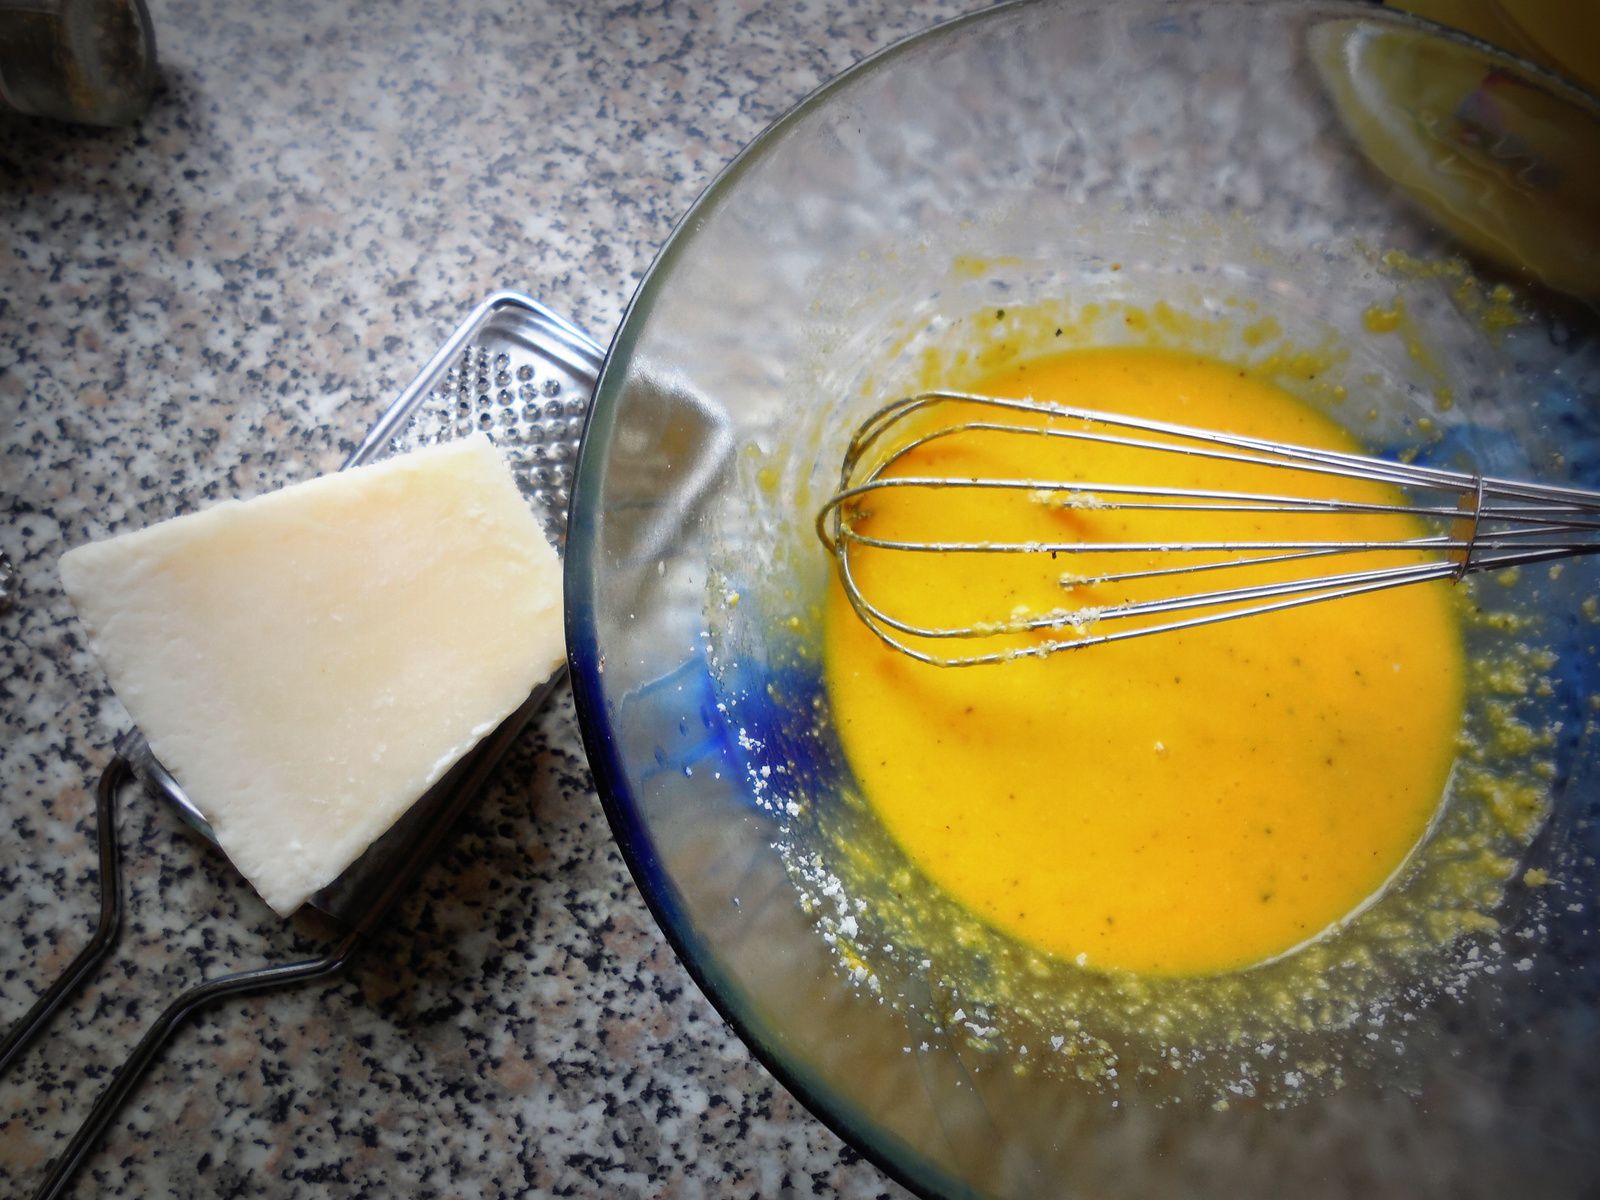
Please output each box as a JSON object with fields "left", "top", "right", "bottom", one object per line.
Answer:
{"left": 1, "top": 752, "right": 363, "bottom": 1200}
{"left": 0, "top": 756, "right": 129, "bottom": 1078}
{"left": 27, "top": 929, "right": 361, "bottom": 1200}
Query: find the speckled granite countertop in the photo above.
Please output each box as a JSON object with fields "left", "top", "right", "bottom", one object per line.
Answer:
{"left": 0, "top": 2, "right": 977, "bottom": 1194}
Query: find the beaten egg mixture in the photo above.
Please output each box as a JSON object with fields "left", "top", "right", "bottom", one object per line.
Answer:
{"left": 824, "top": 347, "right": 1465, "bottom": 976}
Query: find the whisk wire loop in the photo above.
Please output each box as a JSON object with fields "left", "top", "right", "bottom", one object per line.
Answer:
{"left": 818, "top": 392, "right": 1600, "bottom": 666}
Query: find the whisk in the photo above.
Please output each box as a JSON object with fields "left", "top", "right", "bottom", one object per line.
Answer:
{"left": 816, "top": 391, "right": 1600, "bottom": 666}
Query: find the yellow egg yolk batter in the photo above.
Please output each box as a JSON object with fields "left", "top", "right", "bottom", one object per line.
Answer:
{"left": 823, "top": 347, "right": 1466, "bottom": 976}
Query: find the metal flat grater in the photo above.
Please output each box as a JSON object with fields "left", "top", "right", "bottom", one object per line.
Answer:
{"left": 2, "top": 292, "right": 604, "bottom": 1200}
{"left": 146, "top": 291, "right": 603, "bottom": 925}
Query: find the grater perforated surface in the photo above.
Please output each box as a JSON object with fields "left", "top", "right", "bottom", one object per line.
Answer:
{"left": 351, "top": 291, "right": 605, "bottom": 549}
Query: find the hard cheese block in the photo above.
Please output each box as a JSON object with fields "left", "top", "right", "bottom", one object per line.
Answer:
{"left": 59, "top": 433, "right": 564, "bottom": 916}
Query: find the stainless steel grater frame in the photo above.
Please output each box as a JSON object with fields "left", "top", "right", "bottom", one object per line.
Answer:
{"left": 137, "top": 291, "right": 604, "bottom": 927}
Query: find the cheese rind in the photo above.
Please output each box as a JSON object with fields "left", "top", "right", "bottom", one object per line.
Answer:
{"left": 59, "top": 433, "right": 564, "bottom": 916}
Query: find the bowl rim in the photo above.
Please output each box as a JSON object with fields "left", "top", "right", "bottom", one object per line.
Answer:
{"left": 562, "top": 2, "right": 1600, "bottom": 1196}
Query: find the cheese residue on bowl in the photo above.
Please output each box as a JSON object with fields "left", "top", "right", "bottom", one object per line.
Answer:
{"left": 59, "top": 433, "right": 565, "bottom": 916}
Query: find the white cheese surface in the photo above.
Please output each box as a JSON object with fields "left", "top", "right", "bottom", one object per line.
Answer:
{"left": 59, "top": 433, "right": 564, "bottom": 916}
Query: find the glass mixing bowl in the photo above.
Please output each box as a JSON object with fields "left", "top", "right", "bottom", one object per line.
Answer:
{"left": 565, "top": 3, "right": 1600, "bottom": 1196}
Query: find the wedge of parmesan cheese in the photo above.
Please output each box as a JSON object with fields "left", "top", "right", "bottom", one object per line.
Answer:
{"left": 59, "top": 433, "right": 564, "bottom": 916}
